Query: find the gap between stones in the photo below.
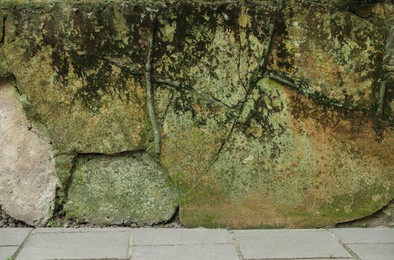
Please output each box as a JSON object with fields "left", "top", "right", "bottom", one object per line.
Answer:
{"left": 145, "top": 10, "right": 161, "bottom": 155}
{"left": 0, "top": 15, "right": 5, "bottom": 45}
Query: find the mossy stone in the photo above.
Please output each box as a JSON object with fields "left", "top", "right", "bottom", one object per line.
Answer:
{"left": 269, "top": 1, "right": 385, "bottom": 110}
{"left": 2, "top": 3, "right": 151, "bottom": 153}
{"left": 174, "top": 79, "right": 394, "bottom": 228}
{"left": 65, "top": 154, "right": 178, "bottom": 225}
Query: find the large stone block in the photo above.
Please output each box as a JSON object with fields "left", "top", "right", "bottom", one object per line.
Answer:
{"left": 154, "top": 3, "right": 274, "bottom": 107}
{"left": 0, "top": 81, "right": 57, "bottom": 226}
{"left": 65, "top": 154, "right": 179, "bottom": 225}
{"left": 170, "top": 79, "right": 394, "bottom": 228}
{"left": 269, "top": 1, "right": 385, "bottom": 110}
{"left": 2, "top": 3, "right": 151, "bottom": 154}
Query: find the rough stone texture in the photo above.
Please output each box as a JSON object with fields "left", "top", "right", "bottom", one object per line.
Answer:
{"left": 382, "top": 4, "right": 394, "bottom": 124}
{"left": 157, "top": 2, "right": 274, "bottom": 194}
{"left": 0, "top": 206, "right": 30, "bottom": 228}
{"left": 173, "top": 79, "right": 394, "bottom": 228}
{"left": 0, "top": 81, "right": 57, "bottom": 226}
{"left": 154, "top": 3, "right": 274, "bottom": 107}
{"left": 269, "top": 1, "right": 385, "bottom": 110}
{"left": 65, "top": 154, "right": 178, "bottom": 225}
{"left": 2, "top": 3, "right": 151, "bottom": 154}
{"left": 0, "top": 0, "right": 393, "bottom": 228}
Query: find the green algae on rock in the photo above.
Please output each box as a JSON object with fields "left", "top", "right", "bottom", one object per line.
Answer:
{"left": 178, "top": 79, "right": 394, "bottom": 228}
{"left": 0, "top": 0, "right": 392, "bottom": 228}
{"left": 65, "top": 154, "right": 179, "bottom": 225}
{"left": 160, "top": 88, "right": 237, "bottom": 195}
{"left": 269, "top": 1, "right": 385, "bottom": 111}
{"left": 154, "top": 3, "right": 274, "bottom": 107}
{"left": 2, "top": 3, "right": 151, "bottom": 154}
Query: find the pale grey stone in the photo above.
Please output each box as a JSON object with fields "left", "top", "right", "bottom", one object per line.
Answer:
{"left": 0, "top": 246, "right": 19, "bottom": 259}
{"left": 132, "top": 244, "right": 239, "bottom": 260}
{"left": 348, "top": 244, "right": 394, "bottom": 260}
{"left": 132, "top": 228, "right": 232, "bottom": 245}
{"left": 331, "top": 228, "right": 394, "bottom": 244}
{"left": 0, "top": 81, "right": 57, "bottom": 227}
{"left": 0, "top": 228, "right": 32, "bottom": 245}
{"left": 233, "top": 229, "right": 351, "bottom": 259}
{"left": 16, "top": 228, "right": 131, "bottom": 260}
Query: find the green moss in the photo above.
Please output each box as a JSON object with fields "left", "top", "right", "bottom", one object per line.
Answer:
{"left": 65, "top": 154, "right": 179, "bottom": 225}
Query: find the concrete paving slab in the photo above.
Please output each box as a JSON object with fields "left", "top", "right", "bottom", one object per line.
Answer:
{"left": 16, "top": 228, "right": 131, "bottom": 260}
{"left": 348, "top": 244, "right": 394, "bottom": 260}
{"left": 0, "top": 246, "right": 19, "bottom": 259}
{"left": 331, "top": 228, "right": 394, "bottom": 244}
{"left": 132, "top": 228, "right": 232, "bottom": 245}
{"left": 132, "top": 244, "right": 239, "bottom": 260}
{"left": 233, "top": 229, "right": 352, "bottom": 259}
{"left": 0, "top": 228, "right": 32, "bottom": 246}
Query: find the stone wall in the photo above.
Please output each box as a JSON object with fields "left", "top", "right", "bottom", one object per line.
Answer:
{"left": 0, "top": 0, "right": 393, "bottom": 228}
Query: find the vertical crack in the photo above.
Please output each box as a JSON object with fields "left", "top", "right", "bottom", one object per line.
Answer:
{"left": 185, "top": 23, "right": 275, "bottom": 196}
{"left": 145, "top": 12, "right": 161, "bottom": 155}
{"left": 376, "top": 81, "right": 386, "bottom": 117}
{"left": 160, "top": 88, "right": 174, "bottom": 127}
{"left": 0, "top": 16, "right": 5, "bottom": 45}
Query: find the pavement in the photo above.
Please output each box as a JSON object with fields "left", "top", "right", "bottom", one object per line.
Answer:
{"left": 0, "top": 227, "right": 393, "bottom": 260}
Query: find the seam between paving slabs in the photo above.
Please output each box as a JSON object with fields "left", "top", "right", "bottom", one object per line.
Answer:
{"left": 252, "top": 257, "right": 354, "bottom": 260}
{"left": 127, "top": 231, "right": 133, "bottom": 260}
{"left": 230, "top": 230, "right": 244, "bottom": 260}
{"left": 11, "top": 228, "right": 34, "bottom": 259}
{"left": 328, "top": 230, "right": 361, "bottom": 260}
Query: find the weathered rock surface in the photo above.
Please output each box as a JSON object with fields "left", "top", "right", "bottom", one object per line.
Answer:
{"left": 0, "top": 0, "right": 393, "bottom": 228}
{"left": 174, "top": 79, "right": 394, "bottom": 228}
{"left": 0, "top": 81, "right": 57, "bottom": 226}
{"left": 2, "top": 3, "right": 151, "bottom": 154}
{"left": 382, "top": 4, "right": 394, "bottom": 124}
{"left": 154, "top": 3, "right": 274, "bottom": 107}
{"left": 65, "top": 154, "right": 178, "bottom": 225}
{"left": 269, "top": 1, "right": 385, "bottom": 110}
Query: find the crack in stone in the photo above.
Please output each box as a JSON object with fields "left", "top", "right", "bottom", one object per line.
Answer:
{"left": 153, "top": 78, "right": 181, "bottom": 88}
{"left": 376, "top": 81, "right": 387, "bottom": 117}
{"left": 268, "top": 70, "right": 362, "bottom": 111}
{"left": 145, "top": 11, "right": 161, "bottom": 155}
{"left": 51, "top": 153, "right": 77, "bottom": 221}
{"left": 0, "top": 16, "right": 5, "bottom": 45}
{"left": 154, "top": 78, "right": 236, "bottom": 109}
{"left": 184, "top": 23, "right": 275, "bottom": 196}
{"left": 160, "top": 88, "right": 174, "bottom": 127}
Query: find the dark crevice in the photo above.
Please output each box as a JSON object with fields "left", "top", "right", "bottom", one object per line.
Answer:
{"left": 75, "top": 149, "right": 147, "bottom": 157}
{"left": 268, "top": 70, "right": 369, "bottom": 113}
{"left": 335, "top": 199, "right": 394, "bottom": 228}
{"left": 51, "top": 154, "right": 77, "bottom": 222}
{"left": 153, "top": 78, "right": 181, "bottom": 88}
{"left": 152, "top": 206, "right": 184, "bottom": 228}
{"left": 204, "top": 92, "right": 234, "bottom": 109}
{"left": 0, "top": 16, "right": 5, "bottom": 45}
{"left": 154, "top": 78, "right": 237, "bottom": 109}
{"left": 160, "top": 89, "right": 174, "bottom": 127}
{"left": 0, "top": 205, "right": 31, "bottom": 228}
